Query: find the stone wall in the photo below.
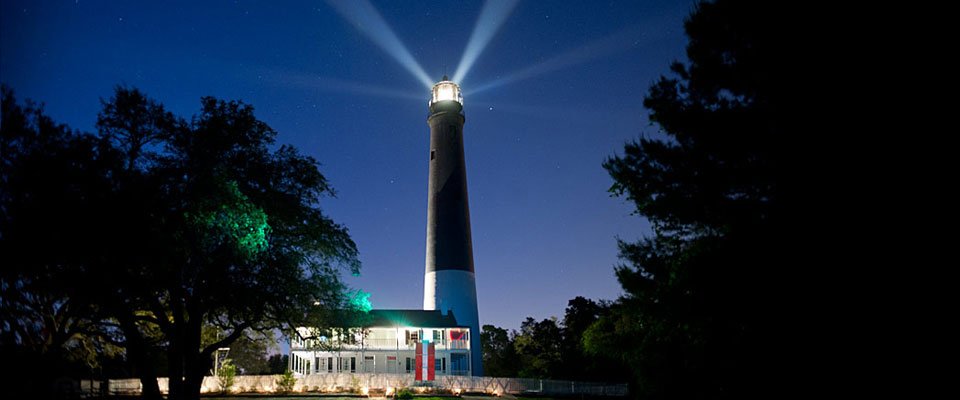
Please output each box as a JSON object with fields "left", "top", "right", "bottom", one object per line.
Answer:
{"left": 105, "top": 374, "right": 628, "bottom": 397}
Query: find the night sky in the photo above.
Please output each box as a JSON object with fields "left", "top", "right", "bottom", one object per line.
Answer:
{"left": 1, "top": 1, "right": 691, "bottom": 330}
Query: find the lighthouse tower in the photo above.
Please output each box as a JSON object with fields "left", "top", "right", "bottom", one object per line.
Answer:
{"left": 423, "top": 76, "right": 483, "bottom": 376}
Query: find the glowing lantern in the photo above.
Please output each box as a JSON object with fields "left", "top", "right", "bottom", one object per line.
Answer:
{"left": 429, "top": 76, "right": 463, "bottom": 107}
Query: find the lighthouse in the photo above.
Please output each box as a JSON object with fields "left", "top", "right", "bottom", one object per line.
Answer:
{"left": 423, "top": 76, "right": 483, "bottom": 376}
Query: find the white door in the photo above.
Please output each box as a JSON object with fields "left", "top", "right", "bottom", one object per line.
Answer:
{"left": 387, "top": 356, "right": 398, "bottom": 373}
{"left": 364, "top": 356, "right": 375, "bottom": 372}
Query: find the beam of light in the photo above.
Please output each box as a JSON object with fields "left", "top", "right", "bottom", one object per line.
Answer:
{"left": 471, "top": 100, "right": 632, "bottom": 122}
{"left": 469, "top": 22, "right": 670, "bottom": 95}
{"left": 256, "top": 65, "right": 421, "bottom": 100}
{"left": 326, "top": 0, "right": 434, "bottom": 89}
{"left": 452, "top": 0, "right": 520, "bottom": 84}
{"left": 298, "top": 75, "right": 421, "bottom": 101}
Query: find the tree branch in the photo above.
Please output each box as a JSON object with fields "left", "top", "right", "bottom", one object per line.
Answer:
{"left": 200, "top": 321, "right": 252, "bottom": 358}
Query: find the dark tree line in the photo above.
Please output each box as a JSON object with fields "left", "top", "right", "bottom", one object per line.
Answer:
{"left": 486, "top": 1, "right": 806, "bottom": 398}
{"left": 587, "top": 0, "right": 804, "bottom": 398}
{"left": 1, "top": 85, "right": 360, "bottom": 400}
{"left": 480, "top": 297, "right": 628, "bottom": 383}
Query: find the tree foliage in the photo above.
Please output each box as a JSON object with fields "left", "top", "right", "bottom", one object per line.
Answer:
{"left": 267, "top": 354, "right": 289, "bottom": 374}
{"left": 201, "top": 325, "right": 276, "bottom": 375}
{"left": 1, "top": 85, "right": 360, "bottom": 400}
{"left": 558, "top": 297, "right": 623, "bottom": 382}
{"left": 513, "top": 317, "right": 562, "bottom": 378}
{"left": 480, "top": 324, "right": 516, "bottom": 377}
{"left": 480, "top": 297, "right": 627, "bottom": 382}
{"left": 1, "top": 86, "right": 130, "bottom": 397}
{"left": 589, "top": 0, "right": 796, "bottom": 398}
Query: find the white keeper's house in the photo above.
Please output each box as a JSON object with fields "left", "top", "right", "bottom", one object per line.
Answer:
{"left": 289, "top": 309, "right": 473, "bottom": 378}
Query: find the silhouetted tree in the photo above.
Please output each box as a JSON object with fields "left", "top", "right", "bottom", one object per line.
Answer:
{"left": 556, "top": 297, "right": 627, "bottom": 383}
{"left": 201, "top": 325, "right": 275, "bottom": 375}
{"left": 267, "top": 354, "right": 289, "bottom": 374}
{"left": 513, "top": 317, "right": 562, "bottom": 378}
{"left": 1, "top": 85, "right": 360, "bottom": 400}
{"left": 0, "top": 86, "right": 132, "bottom": 397}
{"left": 480, "top": 324, "right": 517, "bottom": 377}
{"left": 557, "top": 297, "right": 601, "bottom": 380}
{"left": 588, "top": 0, "right": 797, "bottom": 398}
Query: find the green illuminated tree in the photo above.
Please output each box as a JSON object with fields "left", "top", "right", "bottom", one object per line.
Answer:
{"left": 591, "top": 0, "right": 797, "bottom": 397}
{"left": 1, "top": 86, "right": 360, "bottom": 400}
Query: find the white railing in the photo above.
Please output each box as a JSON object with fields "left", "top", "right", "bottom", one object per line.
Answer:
{"left": 294, "top": 338, "right": 470, "bottom": 351}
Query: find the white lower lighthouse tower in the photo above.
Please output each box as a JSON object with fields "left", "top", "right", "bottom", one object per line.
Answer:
{"left": 423, "top": 76, "right": 483, "bottom": 376}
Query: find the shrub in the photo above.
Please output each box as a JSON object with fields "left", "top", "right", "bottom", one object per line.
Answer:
{"left": 275, "top": 369, "right": 296, "bottom": 393}
{"left": 217, "top": 359, "right": 237, "bottom": 394}
{"left": 396, "top": 387, "right": 414, "bottom": 400}
{"left": 350, "top": 375, "right": 361, "bottom": 393}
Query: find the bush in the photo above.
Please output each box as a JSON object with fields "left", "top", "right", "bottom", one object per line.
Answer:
{"left": 217, "top": 359, "right": 237, "bottom": 393}
{"left": 275, "top": 369, "right": 296, "bottom": 393}
{"left": 396, "top": 387, "right": 414, "bottom": 400}
{"left": 350, "top": 375, "right": 361, "bottom": 393}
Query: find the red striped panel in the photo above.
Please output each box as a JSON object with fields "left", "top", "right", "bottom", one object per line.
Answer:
{"left": 427, "top": 343, "right": 435, "bottom": 380}
{"left": 415, "top": 342, "right": 423, "bottom": 380}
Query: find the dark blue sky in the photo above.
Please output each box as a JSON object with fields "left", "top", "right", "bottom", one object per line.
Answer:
{"left": 1, "top": 0, "right": 690, "bottom": 330}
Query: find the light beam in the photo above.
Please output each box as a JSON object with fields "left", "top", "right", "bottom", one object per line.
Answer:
{"left": 469, "top": 23, "right": 669, "bottom": 95}
{"left": 326, "top": 0, "right": 434, "bottom": 89}
{"left": 301, "top": 76, "right": 421, "bottom": 100}
{"left": 255, "top": 65, "right": 421, "bottom": 100}
{"left": 452, "top": 0, "right": 520, "bottom": 84}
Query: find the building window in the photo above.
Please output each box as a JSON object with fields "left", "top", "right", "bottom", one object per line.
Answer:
{"left": 350, "top": 357, "right": 356, "bottom": 373}
{"left": 450, "top": 353, "right": 469, "bottom": 376}
{"left": 435, "top": 357, "right": 446, "bottom": 373}
{"left": 433, "top": 329, "right": 445, "bottom": 345}
{"left": 315, "top": 357, "right": 320, "bottom": 373}
{"left": 405, "top": 357, "right": 413, "bottom": 373}
{"left": 406, "top": 330, "right": 419, "bottom": 345}
{"left": 328, "top": 357, "right": 333, "bottom": 372}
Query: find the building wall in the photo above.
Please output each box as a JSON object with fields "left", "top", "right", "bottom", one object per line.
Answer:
{"left": 290, "top": 326, "right": 471, "bottom": 376}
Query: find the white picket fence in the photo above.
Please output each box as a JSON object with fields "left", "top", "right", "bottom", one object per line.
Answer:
{"left": 103, "top": 373, "right": 628, "bottom": 396}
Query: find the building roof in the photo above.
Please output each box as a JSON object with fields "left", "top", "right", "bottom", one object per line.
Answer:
{"left": 363, "top": 309, "right": 463, "bottom": 328}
